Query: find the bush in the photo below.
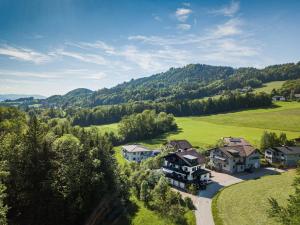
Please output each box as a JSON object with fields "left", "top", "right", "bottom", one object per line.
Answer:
{"left": 187, "top": 184, "right": 198, "bottom": 195}
{"left": 184, "top": 197, "right": 196, "bottom": 210}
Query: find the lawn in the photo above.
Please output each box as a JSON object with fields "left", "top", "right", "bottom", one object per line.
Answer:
{"left": 212, "top": 170, "right": 296, "bottom": 225}
{"left": 127, "top": 197, "right": 195, "bottom": 225}
{"left": 254, "top": 81, "right": 285, "bottom": 93}
{"left": 93, "top": 101, "right": 300, "bottom": 149}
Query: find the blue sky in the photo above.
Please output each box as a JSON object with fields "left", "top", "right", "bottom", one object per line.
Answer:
{"left": 0, "top": 0, "right": 300, "bottom": 96}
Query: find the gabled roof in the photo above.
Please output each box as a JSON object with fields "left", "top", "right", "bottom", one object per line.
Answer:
{"left": 214, "top": 145, "right": 257, "bottom": 158}
{"left": 268, "top": 146, "right": 300, "bottom": 155}
{"left": 164, "top": 149, "right": 206, "bottom": 166}
{"left": 122, "top": 145, "right": 152, "bottom": 153}
{"left": 167, "top": 140, "right": 192, "bottom": 150}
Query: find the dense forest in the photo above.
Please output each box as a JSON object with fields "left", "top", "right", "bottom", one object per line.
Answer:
{"left": 71, "top": 92, "right": 272, "bottom": 126}
{"left": 35, "top": 62, "right": 300, "bottom": 108}
{"left": 0, "top": 107, "right": 129, "bottom": 225}
{"left": 0, "top": 106, "right": 183, "bottom": 225}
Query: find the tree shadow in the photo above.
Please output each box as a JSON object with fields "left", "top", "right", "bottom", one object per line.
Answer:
{"left": 139, "top": 128, "right": 183, "bottom": 146}
{"left": 112, "top": 200, "right": 139, "bottom": 225}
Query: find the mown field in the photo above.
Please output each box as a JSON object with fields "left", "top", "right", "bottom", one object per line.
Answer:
{"left": 212, "top": 170, "right": 296, "bottom": 225}
{"left": 254, "top": 81, "right": 285, "bottom": 93}
{"left": 93, "top": 101, "right": 300, "bottom": 149}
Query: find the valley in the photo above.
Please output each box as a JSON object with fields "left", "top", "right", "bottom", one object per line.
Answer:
{"left": 93, "top": 101, "right": 300, "bottom": 149}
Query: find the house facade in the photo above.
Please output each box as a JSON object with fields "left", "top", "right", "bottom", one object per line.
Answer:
{"left": 265, "top": 146, "right": 300, "bottom": 167}
{"left": 209, "top": 137, "right": 260, "bottom": 173}
{"left": 272, "top": 96, "right": 286, "bottom": 101}
{"left": 122, "top": 145, "right": 160, "bottom": 162}
{"left": 162, "top": 149, "right": 210, "bottom": 189}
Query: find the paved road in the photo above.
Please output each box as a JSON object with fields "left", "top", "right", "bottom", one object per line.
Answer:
{"left": 176, "top": 167, "right": 285, "bottom": 225}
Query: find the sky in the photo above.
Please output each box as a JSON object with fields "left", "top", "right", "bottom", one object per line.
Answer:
{"left": 0, "top": 0, "right": 300, "bottom": 96}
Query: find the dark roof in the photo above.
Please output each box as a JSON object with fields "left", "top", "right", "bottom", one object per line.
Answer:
{"left": 192, "top": 168, "right": 210, "bottom": 176}
{"left": 165, "top": 149, "right": 206, "bottom": 166}
{"left": 268, "top": 146, "right": 300, "bottom": 155}
{"left": 167, "top": 140, "right": 192, "bottom": 150}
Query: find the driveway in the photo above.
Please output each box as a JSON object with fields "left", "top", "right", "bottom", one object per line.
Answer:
{"left": 175, "top": 167, "right": 285, "bottom": 225}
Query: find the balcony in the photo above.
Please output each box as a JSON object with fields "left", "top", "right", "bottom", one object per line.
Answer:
{"left": 162, "top": 165, "right": 189, "bottom": 175}
{"left": 165, "top": 172, "right": 187, "bottom": 182}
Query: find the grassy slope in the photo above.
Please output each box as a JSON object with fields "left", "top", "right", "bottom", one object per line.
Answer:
{"left": 213, "top": 170, "right": 296, "bottom": 225}
{"left": 98, "top": 102, "right": 300, "bottom": 149}
{"left": 254, "top": 81, "right": 285, "bottom": 93}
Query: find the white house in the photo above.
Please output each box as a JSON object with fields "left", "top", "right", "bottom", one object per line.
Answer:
{"left": 122, "top": 145, "right": 160, "bottom": 162}
{"left": 272, "top": 96, "right": 286, "bottom": 101}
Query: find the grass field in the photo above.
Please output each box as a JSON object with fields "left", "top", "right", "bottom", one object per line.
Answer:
{"left": 254, "top": 81, "right": 285, "bottom": 93}
{"left": 212, "top": 170, "right": 296, "bottom": 225}
{"left": 128, "top": 197, "right": 195, "bottom": 225}
{"left": 95, "top": 101, "right": 300, "bottom": 149}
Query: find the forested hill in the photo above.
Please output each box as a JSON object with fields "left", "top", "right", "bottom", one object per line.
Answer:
{"left": 45, "top": 62, "right": 300, "bottom": 107}
{"left": 45, "top": 88, "right": 93, "bottom": 107}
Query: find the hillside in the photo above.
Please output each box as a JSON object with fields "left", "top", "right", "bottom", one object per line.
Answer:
{"left": 45, "top": 88, "right": 93, "bottom": 107}
{"left": 43, "top": 62, "right": 300, "bottom": 107}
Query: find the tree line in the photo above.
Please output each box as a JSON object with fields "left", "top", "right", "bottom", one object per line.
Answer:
{"left": 71, "top": 92, "right": 272, "bottom": 126}
{"left": 260, "top": 131, "right": 295, "bottom": 150}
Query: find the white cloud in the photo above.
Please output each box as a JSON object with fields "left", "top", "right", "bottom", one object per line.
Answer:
{"left": 152, "top": 14, "right": 162, "bottom": 22}
{"left": 177, "top": 23, "right": 191, "bottom": 31}
{"left": 212, "top": 18, "right": 242, "bottom": 38}
{"left": 0, "top": 69, "right": 107, "bottom": 81}
{"left": 182, "top": 2, "right": 191, "bottom": 7}
{"left": 210, "top": 1, "right": 240, "bottom": 17}
{"left": 126, "top": 16, "right": 260, "bottom": 68}
{"left": 0, "top": 45, "right": 50, "bottom": 64}
{"left": 53, "top": 49, "right": 108, "bottom": 65}
{"left": 66, "top": 41, "right": 115, "bottom": 54}
{"left": 175, "top": 8, "right": 192, "bottom": 22}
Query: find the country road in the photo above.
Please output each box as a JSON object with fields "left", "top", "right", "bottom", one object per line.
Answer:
{"left": 176, "top": 167, "right": 285, "bottom": 225}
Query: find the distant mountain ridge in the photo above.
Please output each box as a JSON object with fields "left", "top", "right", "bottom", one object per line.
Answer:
{"left": 44, "top": 62, "right": 300, "bottom": 107}
{"left": 0, "top": 94, "right": 46, "bottom": 102}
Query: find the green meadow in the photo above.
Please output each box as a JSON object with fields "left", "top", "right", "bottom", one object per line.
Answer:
{"left": 212, "top": 170, "right": 296, "bottom": 225}
{"left": 254, "top": 81, "right": 285, "bottom": 93}
{"left": 93, "top": 101, "right": 300, "bottom": 149}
